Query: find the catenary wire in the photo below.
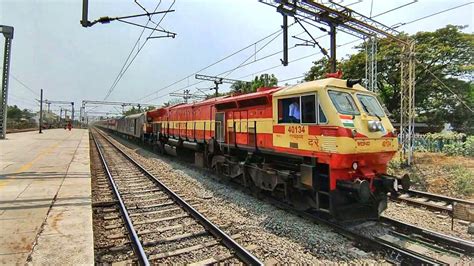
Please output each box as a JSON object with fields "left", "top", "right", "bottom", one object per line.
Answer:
{"left": 136, "top": 22, "right": 298, "bottom": 102}
{"left": 103, "top": 0, "right": 174, "bottom": 100}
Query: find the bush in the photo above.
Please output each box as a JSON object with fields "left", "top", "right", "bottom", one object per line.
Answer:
{"left": 442, "top": 136, "right": 474, "bottom": 157}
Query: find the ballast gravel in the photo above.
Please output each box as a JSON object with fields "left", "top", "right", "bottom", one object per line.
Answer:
{"left": 104, "top": 134, "right": 383, "bottom": 264}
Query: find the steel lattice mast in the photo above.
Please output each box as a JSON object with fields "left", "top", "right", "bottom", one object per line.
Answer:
{"left": 260, "top": 0, "right": 416, "bottom": 165}
{"left": 0, "top": 25, "right": 14, "bottom": 139}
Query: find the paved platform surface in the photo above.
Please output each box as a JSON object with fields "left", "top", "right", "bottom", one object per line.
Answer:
{"left": 0, "top": 128, "right": 93, "bottom": 265}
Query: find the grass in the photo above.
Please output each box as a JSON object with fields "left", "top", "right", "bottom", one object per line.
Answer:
{"left": 387, "top": 152, "right": 473, "bottom": 198}
{"left": 444, "top": 165, "right": 474, "bottom": 197}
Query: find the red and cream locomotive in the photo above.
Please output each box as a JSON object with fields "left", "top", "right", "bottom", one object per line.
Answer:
{"left": 98, "top": 78, "right": 410, "bottom": 221}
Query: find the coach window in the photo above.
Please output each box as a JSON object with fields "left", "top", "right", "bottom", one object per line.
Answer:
{"left": 278, "top": 97, "right": 300, "bottom": 123}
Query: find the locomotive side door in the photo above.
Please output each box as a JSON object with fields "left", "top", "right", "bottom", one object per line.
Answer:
{"left": 215, "top": 112, "right": 225, "bottom": 142}
{"left": 240, "top": 110, "right": 248, "bottom": 145}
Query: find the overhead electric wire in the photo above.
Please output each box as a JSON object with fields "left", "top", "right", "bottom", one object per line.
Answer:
{"left": 371, "top": 0, "right": 418, "bottom": 18}
{"left": 104, "top": 0, "right": 176, "bottom": 101}
{"left": 143, "top": 1, "right": 471, "bottom": 109}
{"left": 103, "top": 0, "right": 162, "bottom": 100}
{"left": 0, "top": 67, "right": 39, "bottom": 97}
{"left": 138, "top": 1, "right": 417, "bottom": 103}
{"left": 393, "top": 2, "right": 473, "bottom": 28}
{"left": 10, "top": 75, "right": 39, "bottom": 96}
{"left": 143, "top": 40, "right": 305, "bottom": 103}
{"left": 136, "top": 22, "right": 298, "bottom": 102}
{"left": 417, "top": 62, "right": 473, "bottom": 112}
{"left": 223, "top": 31, "right": 284, "bottom": 78}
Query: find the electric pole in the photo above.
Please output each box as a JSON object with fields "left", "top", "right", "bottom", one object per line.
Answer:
{"left": 195, "top": 74, "right": 249, "bottom": 97}
{"left": 39, "top": 89, "right": 43, "bottom": 134}
{"left": 0, "top": 25, "right": 14, "bottom": 139}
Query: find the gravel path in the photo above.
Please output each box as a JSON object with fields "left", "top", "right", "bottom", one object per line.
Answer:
{"left": 103, "top": 133, "right": 383, "bottom": 264}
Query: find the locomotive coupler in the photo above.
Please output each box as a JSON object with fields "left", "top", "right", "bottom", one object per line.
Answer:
{"left": 336, "top": 179, "right": 370, "bottom": 203}
{"left": 374, "top": 174, "right": 411, "bottom": 195}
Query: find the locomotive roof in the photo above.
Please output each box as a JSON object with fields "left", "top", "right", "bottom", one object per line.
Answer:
{"left": 274, "top": 78, "right": 369, "bottom": 97}
{"left": 126, "top": 113, "right": 145, "bottom": 119}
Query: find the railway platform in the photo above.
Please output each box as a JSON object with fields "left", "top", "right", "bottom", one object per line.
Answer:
{"left": 0, "top": 128, "right": 93, "bottom": 264}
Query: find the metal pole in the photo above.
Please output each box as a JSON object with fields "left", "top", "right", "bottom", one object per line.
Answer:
{"left": 281, "top": 14, "right": 288, "bottom": 66}
{"left": 0, "top": 25, "right": 14, "bottom": 140}
{"left": 81, "top": 0, "right": 89, "bottom": 27}
{"left": 79, "top": 106, "right": 82, "bottom": 129}
{"left": 329, "top": 24, "right": 337, "bottom": 73}
{"left": 39, "top": 89, "right": 43, "bottom": 134}
{"left": 71, "top": 102, "right": 74, "bottom": 126}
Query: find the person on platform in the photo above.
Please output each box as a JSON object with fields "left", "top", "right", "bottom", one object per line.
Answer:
{"left": 67, "top": 121, "right": 72, "bottom": 131}
{"left": 289, "top": 99, "right": 300, "bottom": 122}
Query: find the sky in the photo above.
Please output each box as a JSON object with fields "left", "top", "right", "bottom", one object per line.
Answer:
{"left": 1, "top": 0, "right": 473, "bottom": 118}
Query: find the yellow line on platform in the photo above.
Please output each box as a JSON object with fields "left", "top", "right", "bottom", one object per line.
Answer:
{"left": 0, "top": 135, "right": 68, "bottom": 189}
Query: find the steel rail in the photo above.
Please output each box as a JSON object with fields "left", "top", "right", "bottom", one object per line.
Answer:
{"left": 91, "top": 132, "right": 150, "bottom": 266}
{"left": 392, "top": 189, "right": 474, "bottom": 213}
{"left": 380, "top": 216, "right": 474, "bottom": 255}
{"left": 262, "top": 199, "right": 446, "bottom": 265}
{"left": 406, "top": 189, "right": 474, "bottom": 206}
{"left": 94, "top": 128, "right": 263, "bottom": 266}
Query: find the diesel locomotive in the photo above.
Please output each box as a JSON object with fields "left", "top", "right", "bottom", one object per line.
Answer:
{"left": 97, "top": 78, "right": 410, "bottom": 221}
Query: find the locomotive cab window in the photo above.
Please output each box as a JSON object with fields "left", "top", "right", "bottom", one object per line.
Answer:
{"left": 301, "top": 95, "right": 316, "bottom": 123}
{"left": 278, "top": 97, "right": 300, "bottom": 123}
{"left": 278, "top": 94, "right": 319, "bottom": 124}
{"left": 356, "top": 94, "right": 385, "bottom": 117}
{"left": 328, "top": 90, "right": 360, "bottom": 115}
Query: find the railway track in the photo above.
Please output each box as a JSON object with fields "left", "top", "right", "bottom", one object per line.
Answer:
{"left": 268, "top": 199, "right": 472, "bottom": 265}
{"left": 379, "top": 216, "right": 473, "bottom": 255}
{"left": 90, "top": 129, "right": 262, "bottom": 265}
{"left": 391, "top": 189, "right": 474, "bottom": 214}
{"left": 96, "top": 128, "right": 473, "bottom": 264}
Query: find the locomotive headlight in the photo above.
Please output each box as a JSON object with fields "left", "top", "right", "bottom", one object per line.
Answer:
{"left": 368, "top": 120, "right": 383, "bottom": 132}
{"left": 352, "top": 162, "right": 358, "bottom": 170}
{"left": 376, "top": 121, "right": 383, "bottom": 131}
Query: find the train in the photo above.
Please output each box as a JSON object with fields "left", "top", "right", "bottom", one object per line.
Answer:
{"left": 96, "top": 77, "right": 410, "bottom": 221}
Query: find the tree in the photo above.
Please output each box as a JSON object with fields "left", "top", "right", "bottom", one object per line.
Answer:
{"left": 230, "top": 73, "right": 278, "bottom": 94}
{"left": 7, "top": 105, "right": 34, "bottom": 121}
{"left": 7, "top": 105, "right": 23, "bottom": 120}
{"left": 122, "top": 106, "right": 155, "bottom": 116}
{"left": 304, "top": 25, "right": 474, "bottom": 133}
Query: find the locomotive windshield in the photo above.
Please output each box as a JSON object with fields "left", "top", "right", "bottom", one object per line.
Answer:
{"left": 328, "top": 90, "right": 360, "bottom": 115}
{"left": 356, "top": 94, "right": 385, "bottom": 117}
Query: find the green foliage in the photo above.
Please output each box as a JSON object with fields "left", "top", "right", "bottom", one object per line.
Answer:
{"left": 122, "top": 106, "right": 152, "bottom": 116}
{"left": 443, "top": 136, "right": 474, "bottom": 157}
{"left": 304, "top": 25, "right": 474, "bottom": 133}
{"left": 6, "top": 105, "right": 36, "bottom": 129}
{"left": 7, "top": 105, "right": 34, "bottom": 120}
{"left": 414, "top": 132, "right": 473, "bottom": 157}
{"left": 444, "top": 165, "right": 474, "bottom": 196}
{"left": 230, "top": 74, "right": 278, "bottom": 94}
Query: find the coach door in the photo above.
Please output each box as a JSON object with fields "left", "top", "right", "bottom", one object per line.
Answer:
{"left": 215, "top": 112, "right": 225, "bottom": 142}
